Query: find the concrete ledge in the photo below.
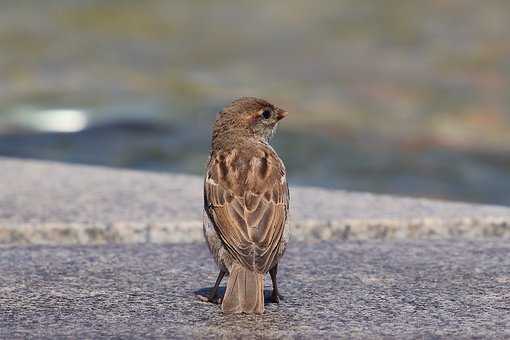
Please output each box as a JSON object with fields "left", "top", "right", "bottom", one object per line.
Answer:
{"left": 1, "top": 240, "right": 509, "bottom": 338}
{"left": 1, "top": 157, "right": 510, "bottom": 245}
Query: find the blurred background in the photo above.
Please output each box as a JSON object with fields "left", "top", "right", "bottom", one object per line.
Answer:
{"left": 1, "top": 0, "right": 509, "bottom": 205}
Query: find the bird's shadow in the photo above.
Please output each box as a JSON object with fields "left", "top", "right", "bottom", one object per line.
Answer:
{"left": 194, "top": 287, "right": 276, "bottom": 304}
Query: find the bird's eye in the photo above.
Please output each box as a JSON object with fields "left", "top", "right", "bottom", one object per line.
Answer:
{"left": 262, "top": 110, "right": 271, "bottom": 119}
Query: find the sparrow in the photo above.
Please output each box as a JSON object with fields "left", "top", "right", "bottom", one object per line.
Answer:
{"left": 203, "top": 97, "right": 290, "bottom": 314}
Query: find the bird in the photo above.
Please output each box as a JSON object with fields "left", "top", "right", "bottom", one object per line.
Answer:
{"left": 202, "top": 97, "right": 290, "bottom": 314}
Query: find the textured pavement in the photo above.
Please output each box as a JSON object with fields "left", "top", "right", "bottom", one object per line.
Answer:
{"left": 2, "top": 157, "right": 510, "bottom": 245}
{"left": 1, "top": 240, "right": 509, "bottom": 338}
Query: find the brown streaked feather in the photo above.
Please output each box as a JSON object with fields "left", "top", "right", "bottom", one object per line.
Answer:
{"left": 204, "top": 142, "right": 289, "bottom": 274}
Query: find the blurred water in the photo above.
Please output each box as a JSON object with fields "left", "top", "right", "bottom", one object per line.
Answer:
{"left": 2, "top": 117, "right": 510, "bottom": 206}
{"left": 1, "top": 1, "right": 509, "bottom": 205}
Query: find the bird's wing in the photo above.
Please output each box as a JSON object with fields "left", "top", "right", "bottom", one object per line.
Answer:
{"left": 204, "top": 146, "right": 289, "bottom": 273}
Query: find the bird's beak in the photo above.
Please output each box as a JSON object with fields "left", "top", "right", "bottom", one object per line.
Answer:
{"left": 276, "top": 109, "right": 288, "bottom": 121}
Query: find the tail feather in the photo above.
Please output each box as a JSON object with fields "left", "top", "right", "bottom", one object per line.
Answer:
{"left": 222, "top": 262, "right": 264, "bottom": 314}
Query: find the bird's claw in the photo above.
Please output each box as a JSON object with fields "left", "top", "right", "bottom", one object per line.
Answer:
{"left": 270, "top": 292, "right": 284, "bottom": 303}
{"left": 196, "top": 293, "right": 222, "bottom": 304}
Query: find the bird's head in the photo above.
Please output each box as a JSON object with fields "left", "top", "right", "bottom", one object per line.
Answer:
{"left": 213, "top": 97, "right": 288, "bottom": 143}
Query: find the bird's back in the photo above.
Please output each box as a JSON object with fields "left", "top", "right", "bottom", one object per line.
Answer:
{"left": 204, "top": 140, "right": 289, "bottom": 273}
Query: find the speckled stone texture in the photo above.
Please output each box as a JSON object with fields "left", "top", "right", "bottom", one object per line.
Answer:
{"left": 1, "top": 240, "right": 509, "bottom": 338}
{"left": 1, "top": 157, "right": 510, "bottom": 245}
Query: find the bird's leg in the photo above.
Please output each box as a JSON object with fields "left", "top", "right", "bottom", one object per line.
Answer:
{"left": 269, "top": 264, "right": 283, "bottom": 303}
{"left": 207, "top": 270, "right": 226, "bottom": 304}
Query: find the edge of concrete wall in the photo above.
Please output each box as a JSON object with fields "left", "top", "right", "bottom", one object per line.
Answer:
{"left": 1, "top": 157, "right": 510, "bottom": 245}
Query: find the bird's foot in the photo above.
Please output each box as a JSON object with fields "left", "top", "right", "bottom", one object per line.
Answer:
{"left": 196, "top": 293, "right": 222, "bottom": 304}
{"left": 270, "top": 291, "right": 284, "bottom": 303}
{"left": 207, "top": 293, "right": 222, "bottom": 304}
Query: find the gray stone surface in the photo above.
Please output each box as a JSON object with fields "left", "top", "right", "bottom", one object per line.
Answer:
{"left": 1, "top": 157, "right": 510, "bottom": 245}
{"left": 1, "top": 240, "right": 509, "bottom": 338}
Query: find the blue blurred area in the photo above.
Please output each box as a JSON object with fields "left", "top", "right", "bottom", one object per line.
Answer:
{"left": 1, "top": 1, "right": 509, "bottom": 205}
